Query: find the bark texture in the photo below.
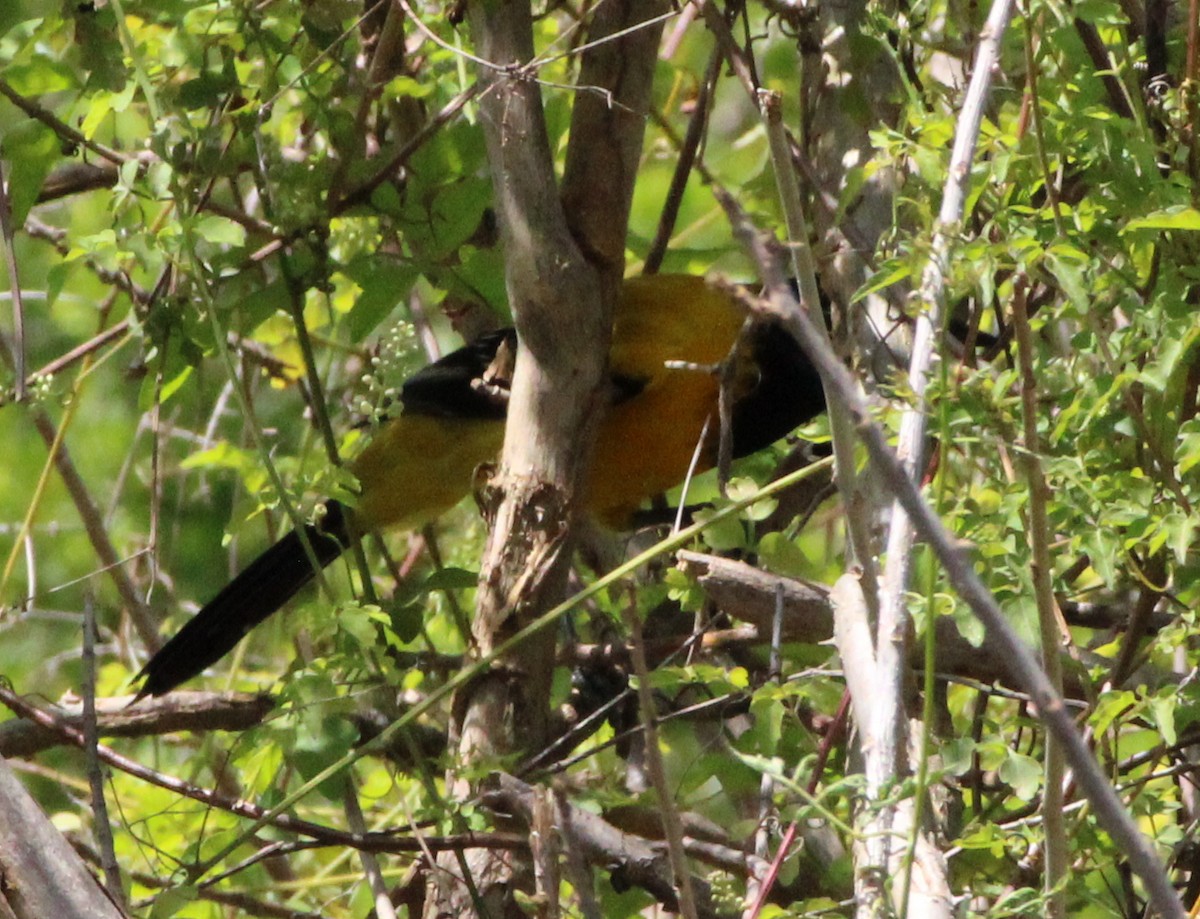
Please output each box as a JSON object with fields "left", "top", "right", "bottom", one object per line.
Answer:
{"left": 424, "top": 3, "right": 667, "bottom": 914}
{"left": 0, "top": 755, "right": 126, "bottom": 919}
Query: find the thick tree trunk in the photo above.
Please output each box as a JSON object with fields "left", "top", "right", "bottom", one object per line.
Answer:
{"left": 423, "top": 4, "right": 666, "bottom": 915}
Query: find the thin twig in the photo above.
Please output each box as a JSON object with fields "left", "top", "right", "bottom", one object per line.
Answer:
{"left": 644, "top": 47, "right": 720, "bottom": 275}
{"left": 1012, "top": 280, "right": 1068, "bottom": 917}
{"left": 82, "top": 591, "right": 124, "bottom": 907}
{"left": 343, "top": 780, "right": 398, "bottom": 919}
{"left": 0, "top": 684, "right": 525, "bottom": 856}
{"left": 759, "top": 89, "right": 880, "bottom": 595}
{"left": 623, "top": 593, "right": 701, "bottom": 919}
{"left": 0, "top": 157, "right": 26, "bottom": 401}
{"left": 743, "top": 580, "right": 786, "bottom": 914}
{"left": 0, "top": 78, "right": 130, "bottom": 164}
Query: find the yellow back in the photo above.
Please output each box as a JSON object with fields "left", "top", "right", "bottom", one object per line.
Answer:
{"left": 350, "top": 275, "right": 747, "bottom": 530}
{"left": 608, "top": 275, "right": 746, "bottom": 381}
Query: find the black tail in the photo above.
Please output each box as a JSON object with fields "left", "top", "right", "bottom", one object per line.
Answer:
{"left": 135, "top": 501, "right": 351, "bottom": 699}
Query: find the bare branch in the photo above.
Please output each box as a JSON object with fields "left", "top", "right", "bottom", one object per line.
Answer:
{"left": 489, "top": 773, "right": 724, "bottom": 919}
{"left": 0, "top": 756, "right": 125, "bottom": 919}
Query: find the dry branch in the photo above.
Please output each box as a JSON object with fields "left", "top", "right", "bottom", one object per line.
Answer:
{"left": 488, "top": 773, "right": 725, "bottom": 919}
{"left": 0, "top": 692, "right": 273, "bottom": 758}
{"left": 0, "top": 755, "right": 126, "bottom": 919}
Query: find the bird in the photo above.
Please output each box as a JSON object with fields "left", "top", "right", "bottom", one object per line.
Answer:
{"left": 134, "top": 274, "right": 828, "bottom": 698}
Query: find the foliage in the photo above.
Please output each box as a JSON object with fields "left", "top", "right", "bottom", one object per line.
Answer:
{"left": 1, "top": 0, "right": 1198, "bottom": 917}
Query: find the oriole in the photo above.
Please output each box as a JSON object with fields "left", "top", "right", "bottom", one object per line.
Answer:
{"left": 136, "top": 275, "right": 827, "bottom": 698}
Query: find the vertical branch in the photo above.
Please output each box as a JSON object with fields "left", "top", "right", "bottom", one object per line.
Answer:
{"left": 464, "top": 0, "right": 605, "bottom": 759}
{"left": 1011, "top": 283, "right": 1067, "bottom": 918}
{"left": 82, "top": 591, "right": 124, "bottom": 907}
{"left": 561, "top": 0, "right": 669, "bottom": 285}
{"left": 0, "top": 158, "right": 25, "bottom": 402}
{"left": 623, "top": 598, "right": 701, "bottom": 919}
{"left": 869, "top": 0, "right": 1015, "bottom": 907}
{"left": 760, "top": 84, "right": 943, "bottom": 913}
{"left": 343, "top": 780, "right": 398, "bottom": 919}
{"left": 530, "top": 788, "right": 562, "bottom": 919}
{"left": 426, "top": 3, "right": 667, "bottom": 914}
{"left": 760, "top": 92, "right": 879, "bottom": 611}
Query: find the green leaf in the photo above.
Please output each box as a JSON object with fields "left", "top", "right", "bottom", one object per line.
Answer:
{"left": 179, "top": 441, "right": 258, "bottom": 473}
{"left": 1142, "top": 323, "right": 1199, "bottom": 401}
{"left": 3, "top": 57, "right": 77, "bottom": 95}
{"left": 0, "top": 0, "right": 41, "bottom": 40}
{"left": 746, "top": 694, "right": 786, "bottom": 754}
{"left": 1176, "top": 419, "right": 1200, "bottom": 476}
{"left": 345, "top": 260, "right": 418, "bottom": 342}
{"left": 1123, "top": 207, "right": 1200, "bottom": 233}
{"left": 71, "top": 2, "right": 126, "bottom": 92}
{"left": 726, "top": 476, "right": 777, "bottom": 520}
{"left": 1, "top": 120, "right": 58, "bottom": 225}
{"left": 997, "top": 750, "right": 1042, "bottom": 800}
{"left": 956, "top": 823, "right": 1005, "bottom": 854}
{"left": 225, "top": 277, "right": 291, "bottom": 334}
{"left": 158, "top": 365, "right": 193, "bottom": 405}
{"left": 1091, "top": 689, "right": 1135, "bottom": 737}
{"left": 385, "top": 600, "right": 425, "bottom": 644}
{"left": 179, "top": 69, "right": 237, "bottom": 110}
{"left": 1044, "top": 251, "right": 1089, "bottom": 311}
{"left": 694, "top": 507, "right": 747, "bottom": 552}
{"left": 860, "top": 261, "right": 912, "bottom": 297}
{"left": 292, "top": 710, "right": 357, "bottom": 801}
{"left": 334, "top": 601, "right": 386, "bottom": 648}
{"left": 757, "top": 532, "right": 809, "bottom": 577}
{"left": 941, "top": 736, "right": 976, "bottom": 777}
{"left": 44, "top": 260, "right": 74, "bottom": 311}
{"left": 384, "top": 74, "right": 435, "bottom": 100}
{"left": 423, "top": 567, "right": 479, "bottom": 591}
{"left": 1151, "top": 690, "right": 1178, "bottom": 746}
{"left": 147, "top": 885, "right": 198, "bottom": 919}
{"left": 1073, "top": 0, "right": 1128, "bottom": 23}
{"left": 194, "top": 214, "right": 247, "bottom": 247}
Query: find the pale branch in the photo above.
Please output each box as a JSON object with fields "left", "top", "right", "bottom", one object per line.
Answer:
{"left": 867, "top": 0, "right": 1016, "bottom": 906}
{"left": 749, "top": 264, "right": 1186, "bottom": 918}
{"left": 343, "top": 780, "right": 399, "bottom": 919}
{"left": 675, "top": 551, "right": 1097, "bottom": 694}
{"left": 0, "top": 755, "right": 126, "bottom": 919}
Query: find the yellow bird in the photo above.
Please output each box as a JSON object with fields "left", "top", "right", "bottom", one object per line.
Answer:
{"left": 136, "top": 275, "right": 826, "bottom": 697}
